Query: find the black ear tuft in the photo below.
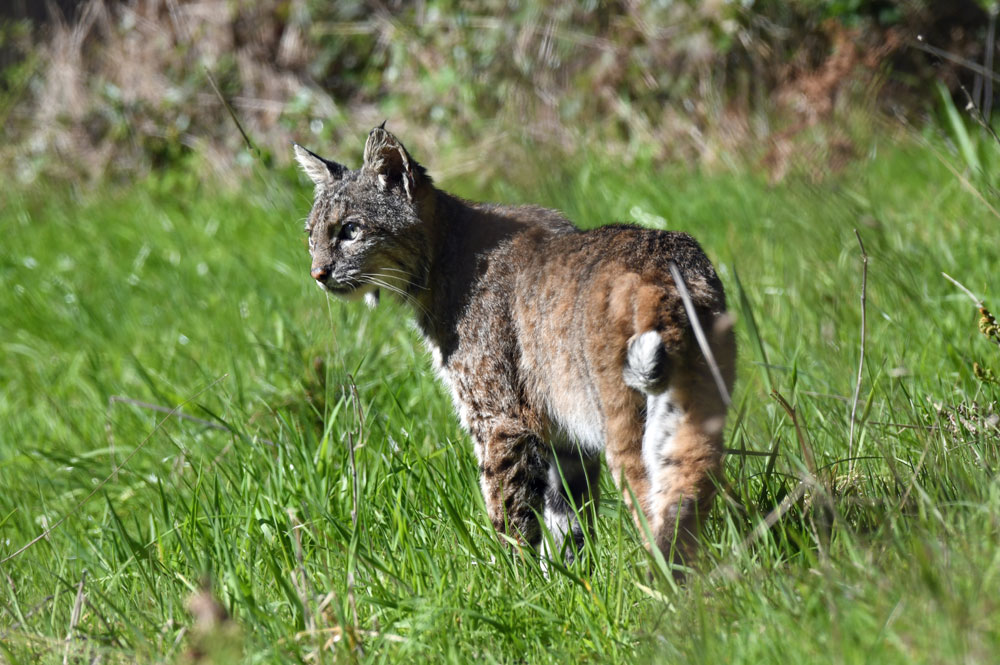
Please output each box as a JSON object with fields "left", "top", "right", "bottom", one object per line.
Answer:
{"left": 293, "top": 144, "right": 347, "bottom": 186}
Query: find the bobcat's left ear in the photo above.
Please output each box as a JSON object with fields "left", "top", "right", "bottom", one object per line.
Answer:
{"left": 362, "top": 125, "right": 427, "bottom": 201}
{"left": 293, "top": 144, "right": 347, "bottom": 186}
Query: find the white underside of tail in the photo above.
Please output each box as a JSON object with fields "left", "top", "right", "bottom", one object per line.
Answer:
{"left": 623, "top": 330, "right": 665, "bottom": 392}
{"left": 624, "top": 330, "right": 685, "bottom": 496}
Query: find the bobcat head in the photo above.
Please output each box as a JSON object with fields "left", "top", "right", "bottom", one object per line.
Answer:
{"left": 294, "top": 126, "right": 433, "bottom": 306}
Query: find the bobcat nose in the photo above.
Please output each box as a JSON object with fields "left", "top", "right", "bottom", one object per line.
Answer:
{"left": 311, "top": 266, "right": 330, "bottom": 282}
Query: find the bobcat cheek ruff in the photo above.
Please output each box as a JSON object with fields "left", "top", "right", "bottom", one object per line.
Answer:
{"left": 295, "top": 126, "right": 735, "bottom": 575}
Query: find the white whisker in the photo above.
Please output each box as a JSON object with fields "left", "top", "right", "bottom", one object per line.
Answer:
{"left": 378, "top": 265, "right": 429, "bottom": 291}
{"left": 359, "top": 272, "right": 432, "bottom": 319}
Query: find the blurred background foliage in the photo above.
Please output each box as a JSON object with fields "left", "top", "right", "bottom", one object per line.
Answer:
{"left": 0, "top": 0, "right": 997, "bottom": 185}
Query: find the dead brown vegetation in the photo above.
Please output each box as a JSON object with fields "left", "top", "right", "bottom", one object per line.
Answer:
{"left": 1, "top": 0, "right": 993, "bottom": 185}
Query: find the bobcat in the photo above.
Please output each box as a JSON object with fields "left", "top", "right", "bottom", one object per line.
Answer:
{"left": 294, "top": 126, "right": 735, "bottom": 575}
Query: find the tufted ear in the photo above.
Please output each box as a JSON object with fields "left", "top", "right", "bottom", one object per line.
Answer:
{"left": 293, "top": 143, "right": 347, "bottom": 186}
{"left": 362, "top": 125, "right": 427, "bottom": 200}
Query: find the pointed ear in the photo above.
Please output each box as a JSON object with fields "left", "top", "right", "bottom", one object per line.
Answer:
{"left": 362, "top": 126, "right": 427, "bottom": 200}
{"left": 293, "top": 144, "right": 347, "bottom": 186}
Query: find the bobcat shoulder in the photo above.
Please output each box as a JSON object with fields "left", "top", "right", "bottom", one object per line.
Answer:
{"left": 294, "top": 127, "right": 735, "bottom": 575}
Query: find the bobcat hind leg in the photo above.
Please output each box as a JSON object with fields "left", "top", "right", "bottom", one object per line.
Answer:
{"left": 541, "top": 448, "right": 601, "bottom": 564}
{"left": 643, "top": 388, "right": 724, "bottom": 578}
{"left": 607, "top": 272, "right": 730, "bottom": 578}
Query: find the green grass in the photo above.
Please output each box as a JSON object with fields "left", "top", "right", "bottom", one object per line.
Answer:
{"left": 2, "top": 133, "right": 999, "bottom": 664}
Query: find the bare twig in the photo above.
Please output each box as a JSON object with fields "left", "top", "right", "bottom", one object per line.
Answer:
{"left": 959, "top": 85, "right": 1000, "bottom": 147}
{"left": 205, "top": 68, "right": 257, "bottom": 155}
{"left": 668, "top": 261, "right": 732, "bottom": 407}
{"left": 1, "top": 375, "right": 228, "bottom": 564}
{"left": 910, "top": 36, "right": 1000, "bottom": 86}
{"left": 942, "top": 272, "right": 984, "bottom": 307}
{"left": 62, "top": 570, "right": 87, "bottom": 665}
{"left": 164, "top": 0, "right": 258, "bottom": 158}
{"left": 849, "top": 230, "right": 869, "bottom": 475}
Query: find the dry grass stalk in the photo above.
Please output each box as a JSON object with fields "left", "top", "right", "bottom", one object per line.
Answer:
{"left": 848, "top": 229, "right": 869, "bottom": 475}
{"left": 668, "top": 261, "right": 732, "bottom": 407}
{"left": 62, "top": 570, "right": 88, "bottom": 665}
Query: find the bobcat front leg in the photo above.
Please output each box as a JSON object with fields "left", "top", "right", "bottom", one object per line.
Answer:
{"left": 477, "top": 424, "right": 549, "bottom": 549}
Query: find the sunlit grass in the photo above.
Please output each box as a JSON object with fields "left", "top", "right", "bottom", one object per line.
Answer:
{"left": 1, "top": 133, "right": 999, "bottom": 663}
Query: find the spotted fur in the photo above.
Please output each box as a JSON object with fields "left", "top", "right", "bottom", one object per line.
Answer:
{"left": 294, "top": 127, "right": 736, "bottom": 575}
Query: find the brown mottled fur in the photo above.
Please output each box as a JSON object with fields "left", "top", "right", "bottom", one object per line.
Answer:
{"left": 294, "top": 127, "right": 735, "bottom": 575}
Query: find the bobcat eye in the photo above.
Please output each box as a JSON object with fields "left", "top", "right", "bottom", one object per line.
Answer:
{"left": 339, "top": 221, "right": 360, "bottom": 241}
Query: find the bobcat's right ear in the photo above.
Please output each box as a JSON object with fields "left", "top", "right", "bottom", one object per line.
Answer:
{"left": 363, "top": 126, "right": 427, "bottom": 201}
{"left": 293, "top": 144, "right": 347, "bottom": 186}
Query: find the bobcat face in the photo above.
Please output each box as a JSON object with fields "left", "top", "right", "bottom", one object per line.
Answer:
{"left": 294, "top": 127, "right": 431, "bottom": 302}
